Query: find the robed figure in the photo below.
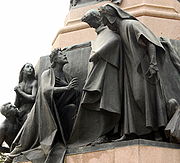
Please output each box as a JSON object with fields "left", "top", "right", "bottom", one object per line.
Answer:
{"left": 69, "top": 10, "right": 123, "bottom": 146}
{"left": 5, "top": 49, "right": 79, "bottom": 163}
{"left": 99, "top": 3, "right": 180, "bottom": 140}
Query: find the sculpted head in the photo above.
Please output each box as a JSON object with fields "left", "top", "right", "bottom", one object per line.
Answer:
{"left": 98, "top": 5, "right": 119, "bottom": 32}
{"left": 49, "top": 48, "right": 68, "bottom": 68}
{"left": 19, "top": 63, "right": 35, "bottom": 83}
{"left": 81, "top": 9, "right": 103, "bottom": 29}
{"left": 0, "top": 102, "right": 18, "bottom": 119}
{"left": 99, "top": 5, "right": 118, "bottom": 25}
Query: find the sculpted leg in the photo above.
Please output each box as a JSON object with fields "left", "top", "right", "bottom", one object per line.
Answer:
{"left": 0, "top": 128, "right": 10, "bottom": 153}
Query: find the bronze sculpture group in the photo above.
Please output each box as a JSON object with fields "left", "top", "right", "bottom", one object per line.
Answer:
{"left": 1, "top": 2, "right": 180, "bottom": 163}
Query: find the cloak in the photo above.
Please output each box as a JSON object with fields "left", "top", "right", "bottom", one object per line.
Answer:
{"left": 11, "top": 68, "right": 78, "bottom": 163}
{"left": 69, "top": 27, "right": 123, "bottom": 146}
{"left": 103, "top": 4, "right": 180, "bottom": 136}
{"left": 103, "top": 4, "right": 168, "bottom": 136}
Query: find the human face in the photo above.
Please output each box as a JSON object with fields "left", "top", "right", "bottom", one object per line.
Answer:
{"left": 2, "top": 104, "right": 16, "bottom": 118}
{"left": 23, "top": 63, "right": 34, "bottom": 75}
{"left": 82, "top": 14, "right": 100, "bottom": 29}
{"left": 56, "top": 52, "right": 68, "bottom": 65}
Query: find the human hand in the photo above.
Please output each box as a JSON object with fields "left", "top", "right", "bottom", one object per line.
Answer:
{"left": 67, "top": 78, "right": 78, "bottom": 90}
{"left": 89, "top": 51, "right": 99, "bottom": 63}
{"left": 14, "top": 86, "right": 22, "bottom": 93}
{"left": 145, "top": 64, "right": 158, "bottom": 78}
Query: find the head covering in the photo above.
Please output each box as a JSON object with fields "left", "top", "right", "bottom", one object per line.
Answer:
{"left": 99, "top": 3, "right": 137, "bottom": 24}
{"left": 81, "top": 9, "right": 101, "bottom": 24}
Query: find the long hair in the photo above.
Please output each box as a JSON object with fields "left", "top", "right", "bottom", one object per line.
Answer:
{"left": 18, "top": 63, "right": 35, "bottom": 83}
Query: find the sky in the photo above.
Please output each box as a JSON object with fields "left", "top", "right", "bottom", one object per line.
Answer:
{"left": 0, "top": 0, "right": 69, "bottom": 122}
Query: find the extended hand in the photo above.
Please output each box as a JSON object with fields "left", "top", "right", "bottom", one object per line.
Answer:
{"left": 89, "top": 51, "right": 99, "bottom": 63}
{"left": 145, "top": 64, "right": 158, "bottom": 78}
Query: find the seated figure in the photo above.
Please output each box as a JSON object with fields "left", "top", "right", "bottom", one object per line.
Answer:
{"left": 0, "top": 103, "right": 20, "bottom": 153}
{"left": 0, "top": 63, "right": 37, "bottom": 154}
{"left": 5, "top": 49, "right": 79, "bottom": 163}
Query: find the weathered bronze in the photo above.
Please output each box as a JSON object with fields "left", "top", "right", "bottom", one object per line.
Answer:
{"left": 14, "top": 63, "right": 38, "bottom": 124}
{"left": 0, "top": 63, "right": 37, "bottom": 154}
{"left": 3, "top": 3, "right": 180, "bottom": 163}
{"left": 99, "top": 3, "right": 180, "bottom": 140}
{"left": 5, "top": 49, "right": 80, "bottom": 163}
{"left": 69, "top": 9, "right": 123, "bottom": 146}
{"left": 0, "top": 103, "right": 20, "bottom": 153}
{"left": 165, "top": 99, "right": 180, "bottom": 143}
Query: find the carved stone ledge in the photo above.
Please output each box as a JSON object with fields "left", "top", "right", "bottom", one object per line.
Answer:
{"left": 14, "top": 139, "right": 180, "bottom": 163}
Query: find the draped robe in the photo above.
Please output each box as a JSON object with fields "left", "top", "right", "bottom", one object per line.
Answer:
{"left": 10, "top": 68, "right": 79, "bottom": 163}
{"left": 69, "top": 27, "right": 123, "bottom": 146}
{"left": 104, "top": 4, "right": 180, "bottom": 136}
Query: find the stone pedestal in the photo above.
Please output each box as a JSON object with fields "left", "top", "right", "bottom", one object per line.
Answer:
{"left": 15, "top": 139, "right": 180, "bottom": 163}
{"left": 52, "top": 0, "right": 180, "bottom": 48}
{"left": 65, "top": 139, "right": 180, "bottom": 163}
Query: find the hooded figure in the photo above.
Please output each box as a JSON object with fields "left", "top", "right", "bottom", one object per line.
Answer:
{"left": 99, "top": 3, "right": 169, "bottom": 139}
{"left": 69, "top": 9, "right": 123, "bottom": 146}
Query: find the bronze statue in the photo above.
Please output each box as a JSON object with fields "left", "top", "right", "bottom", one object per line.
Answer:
{"left": 99, "top": 3, "right": 169, "bottom": 140}
{"left": 99, "top": 3, "right": 180, "bottom": 141}
{"left": 165, "top": 99, "right": 180, "bottom": 143}
{"left": 0, "top": 103, "right": 20, "bottom": 153}
{"left": 14, "top": 63, "right": 38, "bottom": 124}
{"left": 69, "top": 9, "right": 122, "bottom": 146}
{"left": 0, "top": 63, "right": 37, "bottom": 154}
{"left": 5, "top": 49, "right": 79, "bottom": 163}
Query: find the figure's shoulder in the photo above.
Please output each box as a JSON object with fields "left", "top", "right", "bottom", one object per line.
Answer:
{"left": 105, "top": 27, "right": 121, "bottom": 41}
{"left": 32, "top": 79, "right": 38, "bottom": 87}
{"left": 41, "top": 68, "right": 51, "bottom": 78}
{"left": 122, "top": 19, "right": 141, "bottom": 29}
